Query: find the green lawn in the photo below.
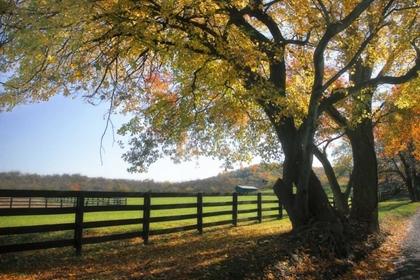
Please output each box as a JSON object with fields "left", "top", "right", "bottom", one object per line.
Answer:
{"left": 0, "top": 192, "right": 282, "bottom": 246}
{"left": 378, "top": 191, "right": 420, "bottom": 219}
{"left": 1, "top": 191, "right": 419, "bottom": 280}
{"left": 1, "top": 190, "right": 418, "bottom": 249}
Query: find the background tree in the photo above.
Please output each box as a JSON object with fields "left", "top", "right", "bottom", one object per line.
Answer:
{"left": 1, "top": 0, "right": 420, "bottom": 256}
{"left": 376, "top": 83, "right": 420, "bottom": 202}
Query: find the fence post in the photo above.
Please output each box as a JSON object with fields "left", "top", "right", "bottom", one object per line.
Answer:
{"left": 74, "top": 192, "right": 85, "bottom": 255}
{"left": 45, "top": 197, "right": 48, "bottom": 208}
{"left": 197, "top": 193, "right": 203, "bottom": 234}
{"left": 232, "top": 192, "right": 238, "bottom": 227}
{"left": 28, "top": 198, "right": 32, "bottom": 208}
{"left": 257, "top": 193, "right": 262, "bottom": 223}
{"left": 143, "top": 192, "right": 151, "bottom": 245}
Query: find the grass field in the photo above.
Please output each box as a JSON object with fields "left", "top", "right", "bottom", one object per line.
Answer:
{"left": 0, "top": 191, "right": 419, "bottom": 279}
{"left": 0, "top": 192, "right": 282, "bottom": 247}
{"left": 0, "top": 190, "right": 410, "bottom": 248}
{"left": 378, "top": 194, "right": 419, "bottom": 218}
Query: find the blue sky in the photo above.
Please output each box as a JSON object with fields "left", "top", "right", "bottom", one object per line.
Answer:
{"left": 0, "top": 95, "right": 227, "bottom": 182}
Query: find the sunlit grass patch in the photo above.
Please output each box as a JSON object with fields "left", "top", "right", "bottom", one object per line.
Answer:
{"left": 0, "top": 193, "right": 284, "bottom": 251}
{"left": 378, "top": 191, "right": 420, "bottom": 219}
{"left": 1, "top": 214, "right": 75, "bottom": 227}
{"left": 0, "top": 218, "right": 292, "bottom": 280}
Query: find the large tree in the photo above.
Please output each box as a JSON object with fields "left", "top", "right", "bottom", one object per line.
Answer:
{"left": 1, "top": 0, "right": 420, "bottom": 256}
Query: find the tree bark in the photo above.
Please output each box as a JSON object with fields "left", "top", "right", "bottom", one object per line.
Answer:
{"left": 265, "top": 38, "right": 350, "bottom": 258}
{"left": 407, "top": 143, "right": 420, "bottom": 202}
{"left": 326, "top": 58, "right": 379, "bottom": 232}
{"left": 313, "top": 147, "right": 351, "bottom": 214}
{"left": 399, "top": 149, "right": 420, "bottom": 202}
{"left": 273, "top": 146, "right": 350, "bottom": 258}
{"left": 347, "top": 121, "right": 379, "bottom": 232}
{"left": 414, "top": 176, "right": 420, "bottom": 202}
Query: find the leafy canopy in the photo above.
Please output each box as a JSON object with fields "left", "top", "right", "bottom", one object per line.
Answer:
{"left": 376, "top": 80, "right": 420, "bottom": 160}
{"left": 1, "top": 0, "right": 419, "bottom": 172}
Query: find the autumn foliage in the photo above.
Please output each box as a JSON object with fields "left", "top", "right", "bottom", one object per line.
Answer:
{"left": 1, "top": 0, "right": 420, "bottom": 257}
{"left": 375, "top": 83, "right": 420, "bottom": 201}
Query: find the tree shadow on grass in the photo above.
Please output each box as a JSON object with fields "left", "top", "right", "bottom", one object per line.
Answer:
{"left": 0, "top": 222, "right": 300, "bottom": 279}
{"left": 378, "top": 191, "right": 418, "bottom": 216}
{"left": 380, "top": 201, "right": 413, "bottom": 212}
{"left": 0, "top": 220, "right": 376, "bottom": 280}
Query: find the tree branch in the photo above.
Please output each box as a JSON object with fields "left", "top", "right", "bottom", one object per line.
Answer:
{"left": 313, "top": 0, "right": 374, "bottom": 93}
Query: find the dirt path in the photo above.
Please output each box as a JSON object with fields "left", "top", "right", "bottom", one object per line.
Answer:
{"left": 383, "top": 210, "right": 420, "bottom": 280}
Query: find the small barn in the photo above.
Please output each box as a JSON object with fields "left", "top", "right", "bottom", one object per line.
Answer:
{"left": 235, "top": 185, "right": 258, "bottom": 193}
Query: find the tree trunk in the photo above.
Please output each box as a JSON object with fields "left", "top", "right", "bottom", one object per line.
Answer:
{"left": 406, "top": 176, "right": 417, "bottom": 202}
{"left": 414, "top": 175, "right": 420, "bottom": 202}
{"left": 407, "top": 142, "right": 420, "bottom": 202}
{"left": 266, "top": 53, "right": 349, "bottom": 258}
{"left": 326, "top": 59, "right": 379, "bottom": 232}
{"left": 313, "top": 147, "right": 351, "bottom": 214}
{"left": 273, "top": 148, "right": 349, "bottom": 258}
{"left": 399, "top": 152, "right": 417, "bottom": 201}
{"left": 347, "top": 122, "right": 379, "bottom": 232}
{"left": 399, "top": 151, "right": 420, "bottom": 202}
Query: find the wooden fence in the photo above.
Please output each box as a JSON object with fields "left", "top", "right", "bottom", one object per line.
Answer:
{"left": 0, "top": 189, "right": 282, "bottom": 255}
{"left": 0, "top": 196, "right": 127, "bottom": 208}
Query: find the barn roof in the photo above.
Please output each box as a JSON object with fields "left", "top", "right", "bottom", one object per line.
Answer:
{"left": 235, "top": 185, "right": 258, "bottom": 191}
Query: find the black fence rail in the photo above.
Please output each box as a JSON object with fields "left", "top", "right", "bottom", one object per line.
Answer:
{"left": 0, "top": 196, "right": 127, "bottom": 208}
{"left": 0, "top": 189, "right": 283, "bottom": 255}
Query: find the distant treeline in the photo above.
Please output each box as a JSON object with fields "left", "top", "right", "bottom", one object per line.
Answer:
{"left": 0, "top": 164, "right": 329, "bottom": 193}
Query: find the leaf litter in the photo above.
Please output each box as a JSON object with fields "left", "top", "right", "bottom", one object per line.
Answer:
{"left": 0, "top": 216, "right": 412, "bottom": 280}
